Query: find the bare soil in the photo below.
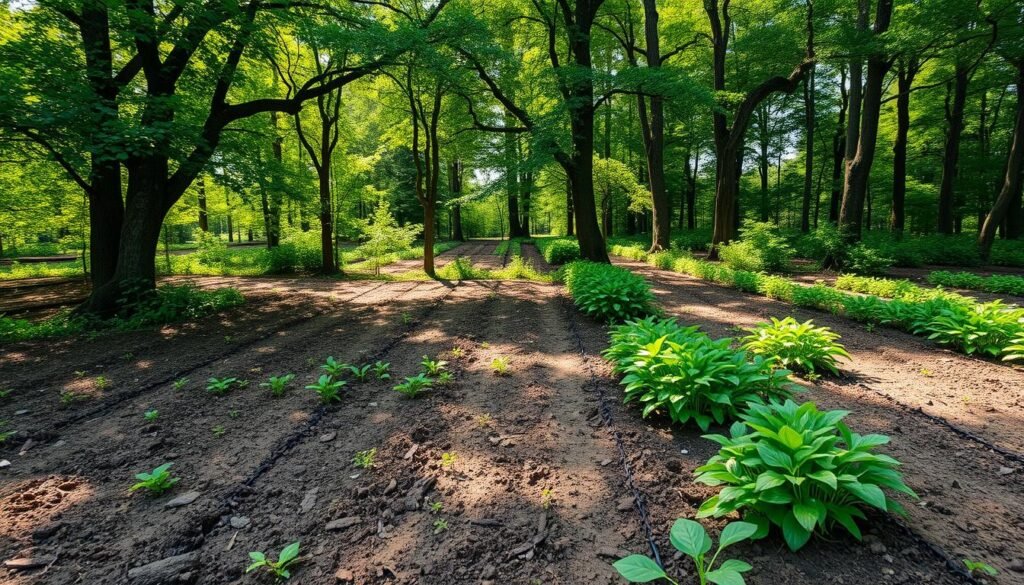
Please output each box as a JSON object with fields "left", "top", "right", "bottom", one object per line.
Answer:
{"left": 0, "top": 257, "right": 1013, "bottom": 584}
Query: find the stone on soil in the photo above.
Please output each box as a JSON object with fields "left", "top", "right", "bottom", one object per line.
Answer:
{"left": 164, "top": 491, "right": 201, "bottom": 508}
{"left": 127, "top": 552, "right": 198, "bottom": 584}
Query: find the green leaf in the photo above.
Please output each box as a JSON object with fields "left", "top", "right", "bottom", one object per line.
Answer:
{"left": 670, "top": 518, "right": 712, "bottom": 558}
{"left": 278, "top": 541, "right": 300, "bottom": 564}
{"left": 777, "top": 425, "right": 803, "bottom": 449}
{"left": 706, "top": 568, "right": 747, "bottom": 585}
{"left": 718, "top": 521, "right": 758, "bottom": 548}
{"left": 717, "top": 559, "right": 753, "bottom": 573}
{"left": 248, "top": 551, "right": 266, "bottom": 562}
{"left": 781, "top": 512, "right": 813, "bottom": 551}
{"left": 792, "top": 503, "right": 819, "bottom": 533}
{"left": 806, "top": 470, "right": 838, "bottom": 490}
{"left": 612, "top": 555, "right": 667, "bottom": 582}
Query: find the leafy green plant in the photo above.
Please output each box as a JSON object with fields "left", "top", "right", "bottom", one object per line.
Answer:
{"left": 172, "top": 378, "right": 190, "bottom": 391}
{"left": 401, "top": 312, "right": 413, "bottom": 325}
{"left": 59, "top": 390, "right": 83, "bottom": 407}
{"left": 563, "top": 261, "right": 656, "bottom": 323}
{"left": 306, "top": 375, "right": 346, "bottom": 403}
{"left": 718, "top": 222, "right": 794, "bottom": 273}
{"left": 539, "top": 238, "right": 581, "bottom": 265}
{"left": 130, "top": 463, "right": 180, "bottom": 495}
{"left": 740, "top": 317, "right": 850, "bottom": 375}
{"left": 320, "top": 357, "right": 349, "bottom": 378}
{"left": 695, "top": 400, "right": 916, "bottom": 551}
{"left": 352, "top": 448, "right": 377, "bottom": 469}
{"left": 0, "top": 388, "right": 11, "bottom": 400}
{"left": 206, "top": 377, "right": 241, "bottom": 395}
{"left": 393, "top": 374, "right": 433, "bottom": 398}
{"left": 436, "top": 371, "right": 454, "bottom": 385}
{"left": 143, "top": 409, "right": 159, "bottom": 421}
{"left": 212, "top": 425, "right": 226, "bottom": 437}
{"left": 433, "top": 518, "right": 449, "bottom": 534}
{"left": 0, "top": 420, "right": 16, "bottom": 444}
{"left": 450, "top": 347, "right": 465, "bottom": 358}
{"left": 440, "top": 451, "right": 457, "bottom": 470}
{"left": 429, "top": 500, "right": 443, "bottom": 513}
{"left": 420, "top": 355, "right": 448, "bottom": 376}
{"left": 261, "top": 374, "right": 296, "bottom": 397}
{"left": 1004, "top": 333, "right": 1024, "bottom": 362}
{"left": 930, "top": 270, "right": 1024, "bottom": 296}
{"left": 962, "top": 559, "right": 998, "bottom": 577}
{"left": 920, "top": 301, "right": 1023, "bottom": 357}
{"left": 94, "top": 375, "right": 110, "bottom": 390}
{"left": 346, "top": 364, "right": 372, "bottom": 382}
{"left": 541, "top": 488, "right": 554, "bottom": 509}
{"left": 247, "top": 541, "right": 301, "bottom": 581}
{"left": 373, "top": 360, "right": 392, "bottom": 380}
{"left": 490, "top": 356, "right": 510, "bottom": 376}
{"left": 614, "top": 519, "right": 756, "bottom": 585}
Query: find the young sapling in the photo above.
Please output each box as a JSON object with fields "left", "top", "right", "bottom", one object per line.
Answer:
{"left": 372, "top": 360, "right": 391, "bottom": 380}
{"left": 130, "top": 463, "right": 180, "bottom": 495}
{"left": 352, "top": 448, "right": 377, "bottom": 469}
{"left": 261, "top": 374, "right": 296, "bottom": 397}
{"left": 306, "top": 375, "right": 346, "bottom": 403}
{"left": 247, "top": 541, "right": 301, "bottom": 581}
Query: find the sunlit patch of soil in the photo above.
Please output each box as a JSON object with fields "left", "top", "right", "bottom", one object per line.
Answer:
{"left": 0, "top": 476, "right": 94, "bottom": 538}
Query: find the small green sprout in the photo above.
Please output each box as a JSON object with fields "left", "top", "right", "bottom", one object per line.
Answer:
{"left": 320, "top": 357, "right": 349, "bottom": 378}
{"left": 372, "top": 360, "right": 392, "bottom": 380}
{"left": 73, "top": 370, "right": 86, "bottom": 377}
{"left": 59, "top": 390, "right": 81, "bottom": 407}
{"left": 420, "top": 355, "right": 448, "bottom": 376}
{"left": 614, "top": 519, "right": 756, "bottom": 585}
{"left": 94, "top": 375, "right": 110, "bottom": 390}
{"left": 450, "top": 347, "right": 465, "bottom": 358}
{"left": 401, "top": 312, "right": 413, "bottom": 325}
{"left": 224, "top": 335, "right": 234, "bottom": 343}
{"left": 433, "top": 518, "right": 449, "bottom": 534}
{"left": 491, "top": 357, "right": 510, "bottom": 376}
{"left": 0, "top": 421, "right": 16, "bottom": 444}
{"left": 130, "top": 463, "right": 179, "bottom": 495}
{"left": 172, "top": 378, "right": 190, "bottom": 391}
{"left": 440, "top": 452, "right": 457, "bottom": 470}
{"left": 346, "top": 364, "right": 373, "bottom": 382}
{"left": 393, "top": 374, "right": 433, "bottom": 398}
{"left": 229, "top": 410, "right": 241, "bottom": 418}
{"left": 247, "top": 541, "right": 301, "bottom": 581}
{"left": 306, "top": 375, "right": 346, "bottom": 403}
{"left": 475, "top": 413, "right": 493, "bottom": 428}
{"left": 261, "top": 374, "right": 296, "bottom": 397}
{"left": 963, "top": 559, "right": 998, "bottom": 577}
{"left": 352, "top": 448, "right": 377, "bottom": 469}
{"left": 143, "top": 409, "right": 159, "bottom": 421}
{"left": 212, "top": 425, "right": 226, "bottom": 437}
{"left": 541, "top": 488, "right": 554, "bottom": 509}
{"left": 0, "top": 388, "right": 12, "bottom": 400}
{"left": 428, "top": 500, "right": 443, "bottom": 514}
{"left": 206, "top": 377, "right": 240, "bottom": 395}
{"left": 436, "top": 371, "right": 454, "bottom": 385}
{"left": 122, "top": 352, "right": 134, "bottom": 361}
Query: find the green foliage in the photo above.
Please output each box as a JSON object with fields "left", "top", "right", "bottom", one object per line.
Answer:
{"left": 1005, "top": 333, "right": 1024, "bottom": 362}
{"left": 562, "top": 261, "right": 655, "bottom": 323}
{"left": 433, "top": 518, "right": 449, "bottom": 534}
{"left": 420, "top": 355, "right": 448, "bottom": 376}
{"left": 372, "top": 360, "right": 392, "bottom": 380}
{"left": 320, "top": 357, "right": 349, "bottom": 378}
{"left": 614, "top": 519, "right": 756, "bottom": 585}
{"left": 0, "top": 420, "right": 16, "bottom": 444}
{"left": 928, "top": 271, "right": 1024, "bottom": 296}
{"left": 845, "top": 244, "right": 894, "bottom": 276}
{"left": 206, "top": 377, "right": 241, "bottom": 395}
{"left": 130, "top": 463, "right": 180, "bottom": 495}
{"left": 718, "top": 222, "right": 794, "bottom": 273}
{"left": 791, "top": 284, "right": 846, "bottom": 314}
{"left": 537, "top": 238, "right": 581, "bottom": 265}
{"left": 393, "top": 374, "right": 433, "bottom": 398}
{"left": 962, "top": 559, "right": 998, "bottom": 577}
{"left": 305, "top": 375, "right": 346, "bottom": 403}
{"left": 247, "top": 541, "right": 301, "bottom": 581}
{"left": 261, "top": 374, "right": 296, "bottom": 397}
{"left": 355, "top": 200, "right": 422, "bottom": 275}
{"left": 143, "top": 409, "right": 159, "bottom": 421}
{"left": 352, "top": 448, "right": 377, "bottom": 469}
{"left": 346, "top": 364, "right": 373, "bottom": 382}
{"left": 696, "top": 400, "right": 915, "bottom": 551}
{"left": 740, "top": 317, "right": 850, "bottom": 375}
{"left": 920, "top": 301, "right": 1023, "bottom": 357}
{"left": 604, "top": 318, "right": 797, "bottom": 432}
{"left": 490, "top": 356, "right": 510, "bottom": 376}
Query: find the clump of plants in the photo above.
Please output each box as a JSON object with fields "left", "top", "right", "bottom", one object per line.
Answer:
{"left": 695, "top": 400, "right": 915, "bottom": 551}
{"left": 130, "top": 463, "right": 180, "bottom": 495}
{"left": 563, "top": 261, "right": 655, "bottom": 323}
{"left": 614, "top": 519, "right": 756, "bottom": 585}
{"left": 538, "top": 238, "right": 580, "bottom": 265}
{"left": 373, "top": 360, "right": 392, "bottom": 380}
{"left": 306, "top": 375, "right": 346, "bottom": 403}
{"left": 420, "top": 355, "right": 448, "bottom": 376}
{"left": 206, "top": 377, "right": 243, "bottom": 395}
{"left": 740, "top": 317, "right": 850, "bottom": 375}
{"left": 352, "top": 448, "right": 377, "bottom": 469}
{"left": 717, "top": 222, "right": 794, "bottom": 273}
{"left": 143, "top": 409, "right": 159, "bottom": 421}
{"left": 320, "top": 357, "right": 349, "bottom": 378}
{"left": 393, "top": 374, "right": 433, "bottom": 398}
{"left": 247, "top": 541, "right": 301, "bottom": 581}
{"left": 346, "top": 364, "right": 372, "bottom": 382}
{"left": 0, "top": 420, "right": 16, "bottom": 444}
{"left": 261, "top": 374, "right": 295, "bottom": 397}
{"left": 490, "top": 356, "right": 510, "bottom": 376}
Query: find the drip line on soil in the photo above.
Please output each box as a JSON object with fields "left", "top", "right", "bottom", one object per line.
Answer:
{"left": 176, "top": 280, "right": 461, "bottom": 563}
{"left": 887, "top": 517, "right": 981, "bottom": 585}
{"left": 560, "top": 295, "right": 665, "bottom": 569}
{"left": 46, "top": 280, "right": 402, "bottom": 435}
{"left": 830, "top": 378, "right": 1024, "bottom": 464}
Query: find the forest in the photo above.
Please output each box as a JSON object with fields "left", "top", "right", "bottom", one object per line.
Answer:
{"left": 0, "top": 0, "right": 1023, "bottom": 584}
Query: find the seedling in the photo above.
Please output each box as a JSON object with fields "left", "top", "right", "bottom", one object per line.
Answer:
{"left": 920, "top": 368, "right": 933, "bottom": 377}
{"left": 74, "top": 370, "right": 86, "bottom": 377}
{"left": 428, "top": 500, "right": 443, "bottom": 514}
{"left": 0, "top": 388, "right": 12, "bottom": 400}
{"left": 450, "top": 347, "right": 465, "bottom": 358}
{"left": 963, "top": 559, "right": 998, "bottom": 577}
{"left": 306, "top": 375, "right": 346, "bottom": 403}
{"left": 229, "top": 410, "right": 241, "bottom": 418}
{"left": 0, "top": 421, "right": 15, "bottom": 444}
{"left": 224, "top": 335, "right": 234, "bottom": 343}
{"left": 59, "top": 390, "right": 81, "bottom": 407}
{"left": 491, "top": 357, "right": 510, "bottom": 376}
{"left": 433, "top": 518, "right": 449, "bottom": 534}
{"left": 122, "top": 352, "right": 134, "bottom": 361}
{"left": 401, "top": 312, "right": 413, "bottom": 325}
{"left": 393, "top": 374, "right": 433, "bottom": 398}
{"left": 206, "top": 377, "right": 240, "bottom": 395}
{"left": 212, "top": 425, "right": 226, "bottom": 437}
{"left": 420, "top": 356, "right": 448, "bottom": 376}
{"left": 261, "top": 374, "right": 296, "bottom": 397}
{"left": 143, "top": 409, "right": 159, "bottom": 421}
{"left": 320, "top": 357, "right": 349, "bottom": 378}
{"left": 541, "top": 488, "right": 554, "bottom": 509}
{"left": 614, "top": 519, "right": 756, "bottom": 585}
{"left": 172, "top": 378, "right": 190, "bottom": 391}
{"left": 130, "top": 463, "right": 179, "bottom": 495}
{"left": 440, "top": 452, "right": 457, "bottom": 470}
{"left": 475, "top": 413, "right": 493, "bottom": 428}
{"left": 94, "top": 375, "right": 110, "bottom": 390}
{"left": 372, "top": 360, "right": 392, "bottom": 380}
{"left": 346, "top": 364, "right": 372, "bottom": 382}
{"left": 865, "top": 323, "right": 876, "bottom": 333}
{"left": 352, "top": 448, "right": 377, "bottom": 469}
{"left": 247, "top": 541, "right": 301, "bottom": 581}
{"left": 481, "top": 341, "right": 490, "bottom": 349}
{"left": 436, "top": 371, "right": 454, "bottom": 385}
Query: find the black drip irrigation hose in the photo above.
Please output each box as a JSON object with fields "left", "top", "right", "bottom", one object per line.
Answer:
{"left": 834, "top": 378, "right": 1024, "bottom": 464}
{"left": 180, "top": 279, "right": 461, "bottom": 557}
{"left": 560, "top": 294, "right": 665, "bottom": 569}
{"left": 887, "top": 516, "right": 981, "bottom": 585}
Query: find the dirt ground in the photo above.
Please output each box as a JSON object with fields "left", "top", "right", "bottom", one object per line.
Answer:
{"left": 0, "top": 246, "right": 1018, "bottom": 584}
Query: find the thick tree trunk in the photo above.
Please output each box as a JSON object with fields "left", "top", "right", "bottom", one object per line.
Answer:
{"left": 565, "top": 177, "right": 574, "bottom": 236}
{"left": 938, "top": 65, "right": 969, "bottom": 234}
{"left": 640, "top": 0, "right": 671, "bottom": 252}
{"left": 318, "top": 166, "right": 336, "bottom": 273}
{"left": 891, "top": 59, "right": 917, "bottom": 238}
{"left": 268, "top": 111, "right": 284, "bottom": 247}
{"left": 980, "top": 63, "right": 1024, "bottom": 258}
{"left": 520, "top": 170, "right": 532, "bottom": 236}
{"left": 450, "top": 160, "right": 465, "bottom": 241}
{"left": 423, "top": 203, "right": 436, "bottom": 276}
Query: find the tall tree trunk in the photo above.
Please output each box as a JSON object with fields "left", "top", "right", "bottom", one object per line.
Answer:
{"left": 640, "top": 0, "right": 671, "bottom": 252}
{"left": 450, "top": 160, "right": 465, "bottom": 241}
{"left": 565, "top": 176, "right": 575, "bottom": 236}
{"left": 980, "top": 61, "right": 1024, "bottom": 258}
{"left": 268, "top": 111, "right": 284, "bottom": 247}
{"left": 891, "top": 58, "right": 918, "bottom": 238}
{"left": 801, "top": 64, "right": 816, "bottom": 232}
{"left": 520, "top": 170, "right": 533, "bottom": 236}
{"left": 938, "top": 64, "right": 970, "bottom": 234}
{"left": 830, "top": 66, "right": 848, "bottom": 223}
{"left": 757, "top": 105, "right": 771, "bottom": 222}
{"left": 197, "top": 175, "right": 209, "bottom": 231}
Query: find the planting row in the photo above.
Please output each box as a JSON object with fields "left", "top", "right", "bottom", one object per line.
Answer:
{"left": 611, "top": 243, "right": 1024, "bottom": 363}
{"left": 926, "top": 270, "right": 1024, "bottom": 297}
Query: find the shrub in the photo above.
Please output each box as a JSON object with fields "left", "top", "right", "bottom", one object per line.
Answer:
{"left": 605, "top": 319, "right": 797, "bottom": 431}
{"left": 1004, "top": 333, "right": 1024, "bottom": 362}
{"left": 757, "top": 275, "right": 796, "bottom": 302}
{"left": 793, "top": 224, "right": 844, "bottom": 262}
{"left": 919, "top": 301, "right": 1024, "bottom": 358}
{"left": 718, "top": 222, "right": 794, "bottom": 273}
{"left": 562, "top": 261, "right": 655, "bottom": 323}
{"left": 841, "top": 295, "right": 888, "bottom": 323}
{"left": 928, "top": 271, "right": 1024, "bottom": 296}
{"left": 696, "top": 400, "right": 915, "bottom": 551}
{"left": 740, "top": 317, "right": 850, "bottom": 375}
{"left": 792, "top": 284, "right": 846, "bottom": 313}
{"left": 540, "top": 238, "right": 581, "bottom": 265}
{"left": 845, "top": 244, "right": 894, "bottom": 275}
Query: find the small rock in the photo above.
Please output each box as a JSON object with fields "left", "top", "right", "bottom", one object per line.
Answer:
{"left": 616, "top": 496, "right": 634, "bottom": 512}
{"left": 383, "top": 479, "right": 398, "bottom": 495}
{"left": 335, "top": 568, "right": 355, "bottom": 582}
{"left": 164, "top": 491, "right": 201, "bottom": 508}
{"left": 951, "top": 479, "right": 962, "bottom": 489}
{"left": 480, "top": 565, "right": 496, "bottom": 579}
{"left": 300, "top": 487, "right": 319, "bottom": 513}
{"left": 1007, "top": 559, "right": 1024, "bottom": 573}
{"left": 14, "top": 410, "right": 28, "bottom": 416}
{"left": 326, "top": 517, "right": 362, "bottom": 531}
{"left": 998, "top": 466, "right": 1014, "bottom": 476}
{"left": 4, "top": 555, "right": 57, "bottom": 570}
{"left": 403, "top": 444, "right": 419, "bottom": 460}
{"left": 597, "top": 547, "right": 631, "bottom": 559}
{"left": 599, "top": 459, "right": 612, "bottom": 467}
{"left": 127, "top": 552, "right": 198, "bottom": 584}
{"left": 869, "top": 541, "right": 887, "bottom": 554}
{"left": 319, "top": 432, "right": 336, "bottom": 443}
{"left": 229, "top": 516, "right": 250, "bottom": 529}
{"left": 18, "top": 439, "right": 35, "bottom": 456}
{"left": 33, "top": 521, "right": 64, "bottom": 541}
{"left": 0, "top": 460, "right": 10, "bottom": 469}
